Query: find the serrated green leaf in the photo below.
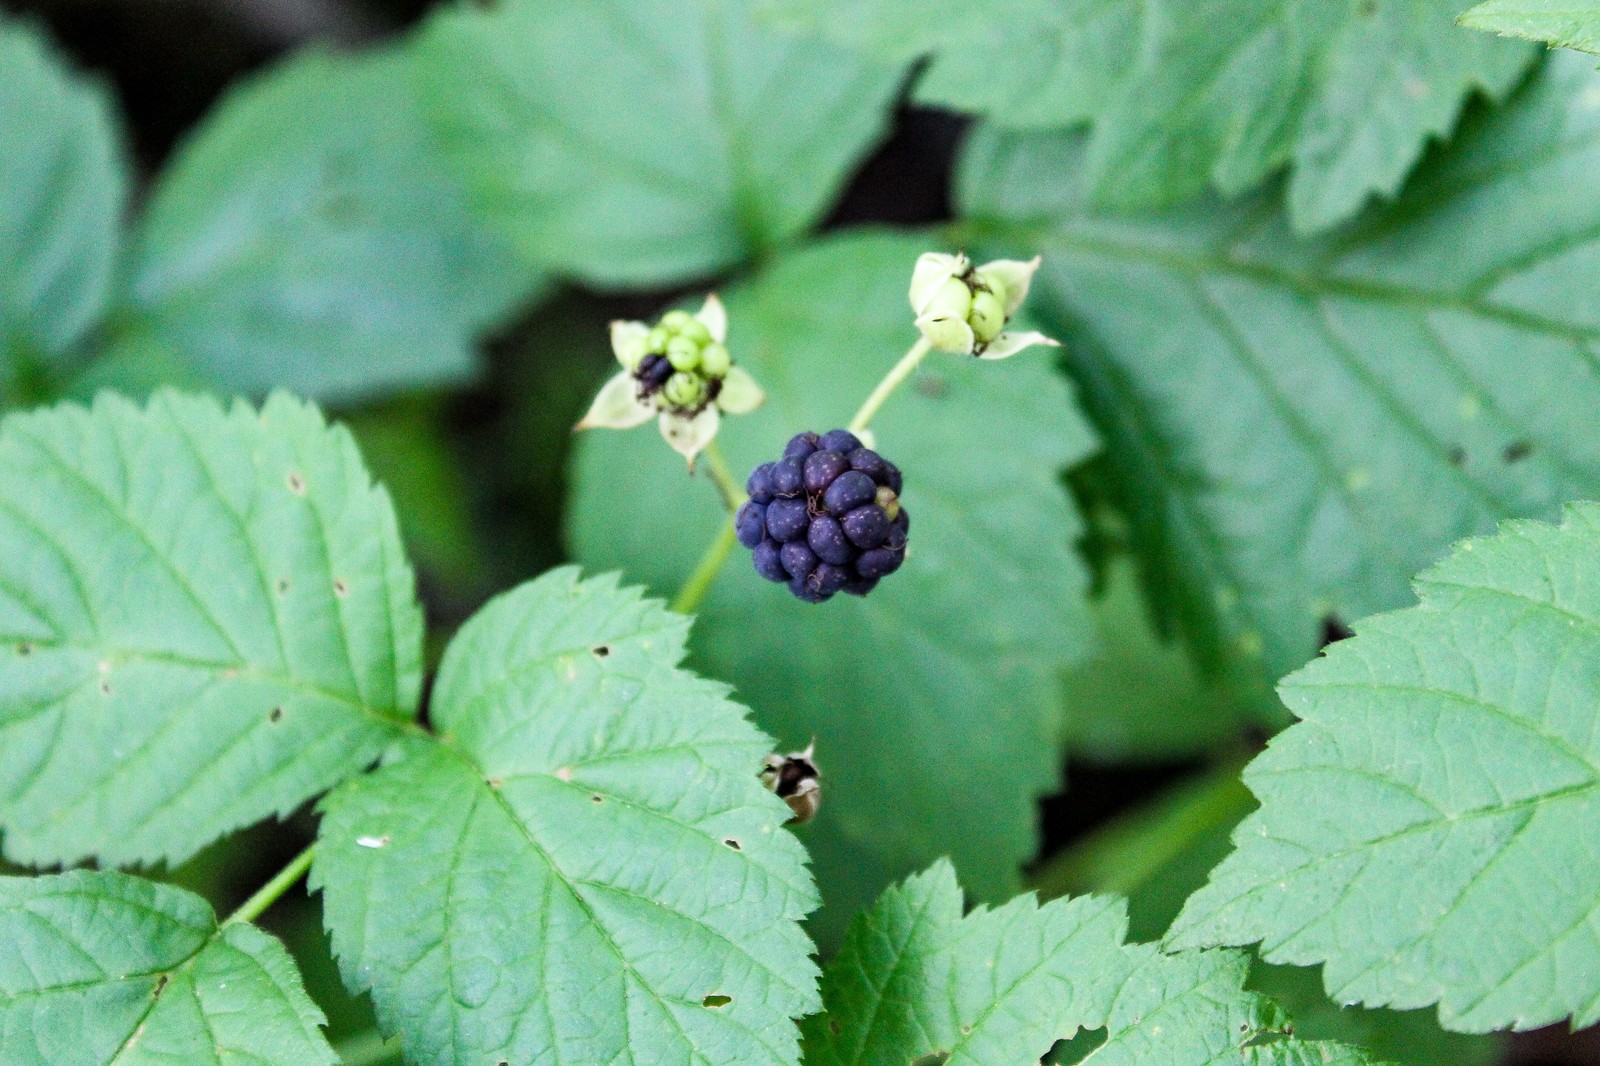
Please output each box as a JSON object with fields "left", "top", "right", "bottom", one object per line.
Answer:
{"left": 414, "top": 0, "right": 904, "bottom": 287}
{"left": 1168, "top": 500, "right": 1600, "bottom": 1033}
{"left": 110, "top": 47, "right": 535, "bottom": 405}
{"left": 0, "top": 869, "right": 334, "bottom": 1066}
{"left": 1462, "top": 0, "right": 1600, "bottom": 54}
{"left": 0, "top": 390, "right": 422, "bottom": 867}
{"left": 803, "top": 861, "right": 1381, "bottom": 1066}
{"left": 957, "top": 51, "right": 1600, "bottom": 703}
{"left": 774, "top": 0, "right": 1532, "bottom": 232}
{"left": 0, "top": 16, "right": 126, "bottom": 401}
{"left": 314, "top": 568, "right": 818, "bottom": 1066}
{"left": 567, "top": 229, "right": 1098, "bottom": 943}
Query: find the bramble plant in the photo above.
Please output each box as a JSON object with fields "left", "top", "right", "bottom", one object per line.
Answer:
{"left": 4, "top": 1, "right": 1600, "bottom": 1065}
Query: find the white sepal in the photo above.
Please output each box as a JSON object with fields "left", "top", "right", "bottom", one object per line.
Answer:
{"left": 660, "top": 405, "right": 720, "bottom": 467}
{"left": 975, "top": 256, "right": 1042, "bottom": 317}
{"left": 576, "top": 372, "right": 654, "bottom": 430}
{"left": 609, "top": 320, "right": 650, "bottom": 369}
{"left": 695, "top": 293, "right": 728, "bottom": 345}
{"left": 915, "top": 312, "right": 977, "bottom": 355}
{"left": 908, "top": 252, "right": 967, "bottom": 315}
{"left": 979, "top": 330, "right": 1060, "bottom": 361}
{"left": 716, "top": 365, "right": 765, "bottom": 414}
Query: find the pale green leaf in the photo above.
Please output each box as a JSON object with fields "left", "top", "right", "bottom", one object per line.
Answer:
{"left": 0, "top": 390, "right": 422, "bottom": 867}
{"left": 803, "top": 862, "right": 1382, "bottom": 1066}
{"left": 1462, "top": 0, "right": 1600, "bottom": 54}
{"left": 774, "top": 0, "right": 1532, "bottom": 232}
{"left": 0, "top": 16, "right": 126, "bottom": 399}
{"left": 958, "top": 51, "right": 1600, "bottom": 702}
{"left": 567, "top": 230, "right": 1098, "bottom": 943}
{"left": 0, "top": 869, "right": 334, "bottom": 1066}
{"left": 415, "top": 0, "right": 904, "bottom": 286}
{"left": 314, "top": 568, "right": 818, "bottom": 1066}
{"left": 1169, "top": 501, "right": 1600, "bottom": 1033}
{"left": 111, "top": 47, "right": 536, "bottom": 405}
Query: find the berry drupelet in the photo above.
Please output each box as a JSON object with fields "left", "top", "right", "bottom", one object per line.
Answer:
{"left": 736, "top": 430, "right": 909, "bottom": 602}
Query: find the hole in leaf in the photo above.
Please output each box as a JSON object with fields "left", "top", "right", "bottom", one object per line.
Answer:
{"left": 1319, "top": 614, "right": 1353, "bottom": 648}
{"left": 592, "top": 644, "right": 610, "bottom": 658}
{"left": 1504, "top": 440, "right": 1533, "bottom": 464}
{"left": 333, "top": 579, "right": 349, "bottom": 598}
{"left": 286, "top": 471, "right": 306, "bottom": 495}
{"left": 910, "top": 1053, "right": 950, "bottom": 1066}
{"left": 269, "top": 706, "right": 284, "bottom": 723}
{"left": 723, "top": 838, "right": 741, "bottom": 850}
{"left": 702, "top": 994, "right": 732, "bottom": 1008}
{"left": 1447, "top": 445, "right": 1466, "bottom": 467}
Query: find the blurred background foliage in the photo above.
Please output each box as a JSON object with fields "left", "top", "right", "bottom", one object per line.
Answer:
{"left": 2, "top": 0, "right": 1597, "bottom": 1062}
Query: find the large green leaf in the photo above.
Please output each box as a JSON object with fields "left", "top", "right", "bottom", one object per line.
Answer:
{"left": 802, "top": 861, "right": 1380, "bottom": 1066}
{"left": 0, "top": 391, "right": 422, "bottom": 867}
{"left": 0, "top": 869, "right": 334, "bottom": 1065}
{"left": 567, "top": 230, "right": 1098, "bottom": 943}
{"left": 772, "top": 0, "right": 1532, "bottom": 232}
{"left": 0, "top": 16, "right": 126, "bottom": 401}
{"left": 415, "top": 0, "right": 904, "bottom": 286}
{"left": 314, "top": 568, "right": 817, "bottom": 1066}
{"left": 957, "top": 50, "right": 1600, "bottom": 705}
{"left": 110, "top": 47, "right": 534, "bottom": 405}
{"left": 1169, "top": 501, "right": 1600, "bottom": 1033}
{"left": 1461, "top": 0, "right": 1600, "bottom": 54}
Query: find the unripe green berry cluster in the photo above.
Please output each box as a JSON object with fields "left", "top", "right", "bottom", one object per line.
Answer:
{"left": 618, "top": 309, "right": 733, "bottom": 415}
{"left": 922, "top": 265, "right": 1010, "bottom": 351}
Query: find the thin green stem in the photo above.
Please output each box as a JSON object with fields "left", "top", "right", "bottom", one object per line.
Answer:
{"left": 671, "top": 519, "right": 738, "bottom": 616}
{"left": 1028, "top": 751, "right": 1255, "bottom": 903}
{"left": 224, "top": 843, "right": 316, "bottom": 927}
{"left": 848, "top": 336, "right": 933, "bottom": 434}
{"left": 699, "top": 439, "right": 745, "bottom": 512}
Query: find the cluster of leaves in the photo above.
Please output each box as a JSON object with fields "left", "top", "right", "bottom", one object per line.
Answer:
{"left": 5, "top": 0, "right": 1600, "bottom": 1063}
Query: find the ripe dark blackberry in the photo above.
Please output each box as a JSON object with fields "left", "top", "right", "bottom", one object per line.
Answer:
{"left": 737, "top": 430, "right": 909, "bottom": 602}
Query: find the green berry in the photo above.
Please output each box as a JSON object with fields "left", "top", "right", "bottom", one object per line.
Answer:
{"left": 645, "top": 326, "right": 671, "bottom": 352}
{"left": 680, "top": 317, "right": 713, "bottom": 346}
{"left": 969, "top": 289, "right": 1006, "bottom": 344}
{"left": 666, "top": 336, "right": 701, "bottom": 371}
{"left": 974, "top": 269, "right": 1010, "bottom": 312}
{"left": 700, "top": 342, "right": 731, "bottom": 377}
{"left": 659, "top": 309, "right": 694, "bottom": 332}
{"left": 929, "top": 276, "right": 973, "bottom": 320}
{"left": 663, "top": 371, "right": 706, "bottom": 408}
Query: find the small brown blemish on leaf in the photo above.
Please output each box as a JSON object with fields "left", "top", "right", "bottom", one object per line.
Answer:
{"left": 153, "top": 974, "right": 169, "bottom": 997}
{"left": 555, "top": 767, "right": 572, "bottom": 782}
{"left": 723, "top": 838, "right": 741, "bottom": 851}
{"left": 486, "top": 777, "right": 503, "bottom": 790}
{"left": 268, "top": 706, "right": 284, "bottom": 723}
{"left": 1447, "top": 445, "right": 1466, "bottom": 467}
{"left": 1504, "top": 440, "right": 1533, "bottom": 464}
{"left": 99, "top": 680, "right": 112, "bottom": 697}
{"left": 16, "top": 641, "right": 31, "bottom": 657}
{"left": 702, "top": 994, "right": 732, "bottom": 1008}
{"left": 592, "top": 644, "right": 610, "bottom": 658}
{"left": 590, "top": 793, "right": 604, "bottom": 804}
{"left": 286, "top": 471, "right": 306, "bottom": 495}
{"left": 828, "top": 1019, "right": 841, "bottom": 1036}
{"left": 333, "top": 579, "right": 348, "bottom": 598}
{"left": 276, "top": 578, "right": 290, "bottom": 596}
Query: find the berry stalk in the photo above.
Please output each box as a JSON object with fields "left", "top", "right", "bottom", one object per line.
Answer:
{"left": 671, "top": 519, "right": 739, "bottom": 616}
{"left": 224, "top": 841, "right": 316, "bottom": 926}
{"left": 847, "top": 336, "right": 932, "bottom": 434}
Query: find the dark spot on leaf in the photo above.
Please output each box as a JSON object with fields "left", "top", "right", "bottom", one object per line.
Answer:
{"left": 99, "top": 680, "right": 112, "bottom": 697}
{"left": 333, "top": 579, "right": 349, "bottom": 598}
{"left": 286, "top": 471, "right": 306, "bottom": 495}
{"left": 16, "top": 642, "right": 31, "bottom": 657}
{"left": 269, "top": 706, "right": 283, "bottom": 723}
{"left": 486, "top": 777, "right": 503, "bottom": 790}
{"left": 591, "top": 794, "right": 604, "bottom": 803}
{"left": 592, "top": 644, "right": 610, "bottom": 658}
{"left": 829, "top": 1019, "right": 841, "bottom": 1036}
{"left": 914, "top": 375, "right": 947, "bottom": 399}
{"left": 1319, "top": 614, "right": 1353, "bottom": 648}
{"left": 1504, "top": 440, "right": 1533, "bottom": 464}
{"left": 276, "top": 578, "right": 290, "bottom": 595}
{"left": 153, "top": 974, "right": 168, "bottom": 997}
{"left": 702, "top": 994, "right": 732, "bottom": 1008}
{"left": 723, "top": 838, "right": 741, "bottom": 850}
{"left": 1447, "top": 445, "right": 1466, "bottom": 467}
